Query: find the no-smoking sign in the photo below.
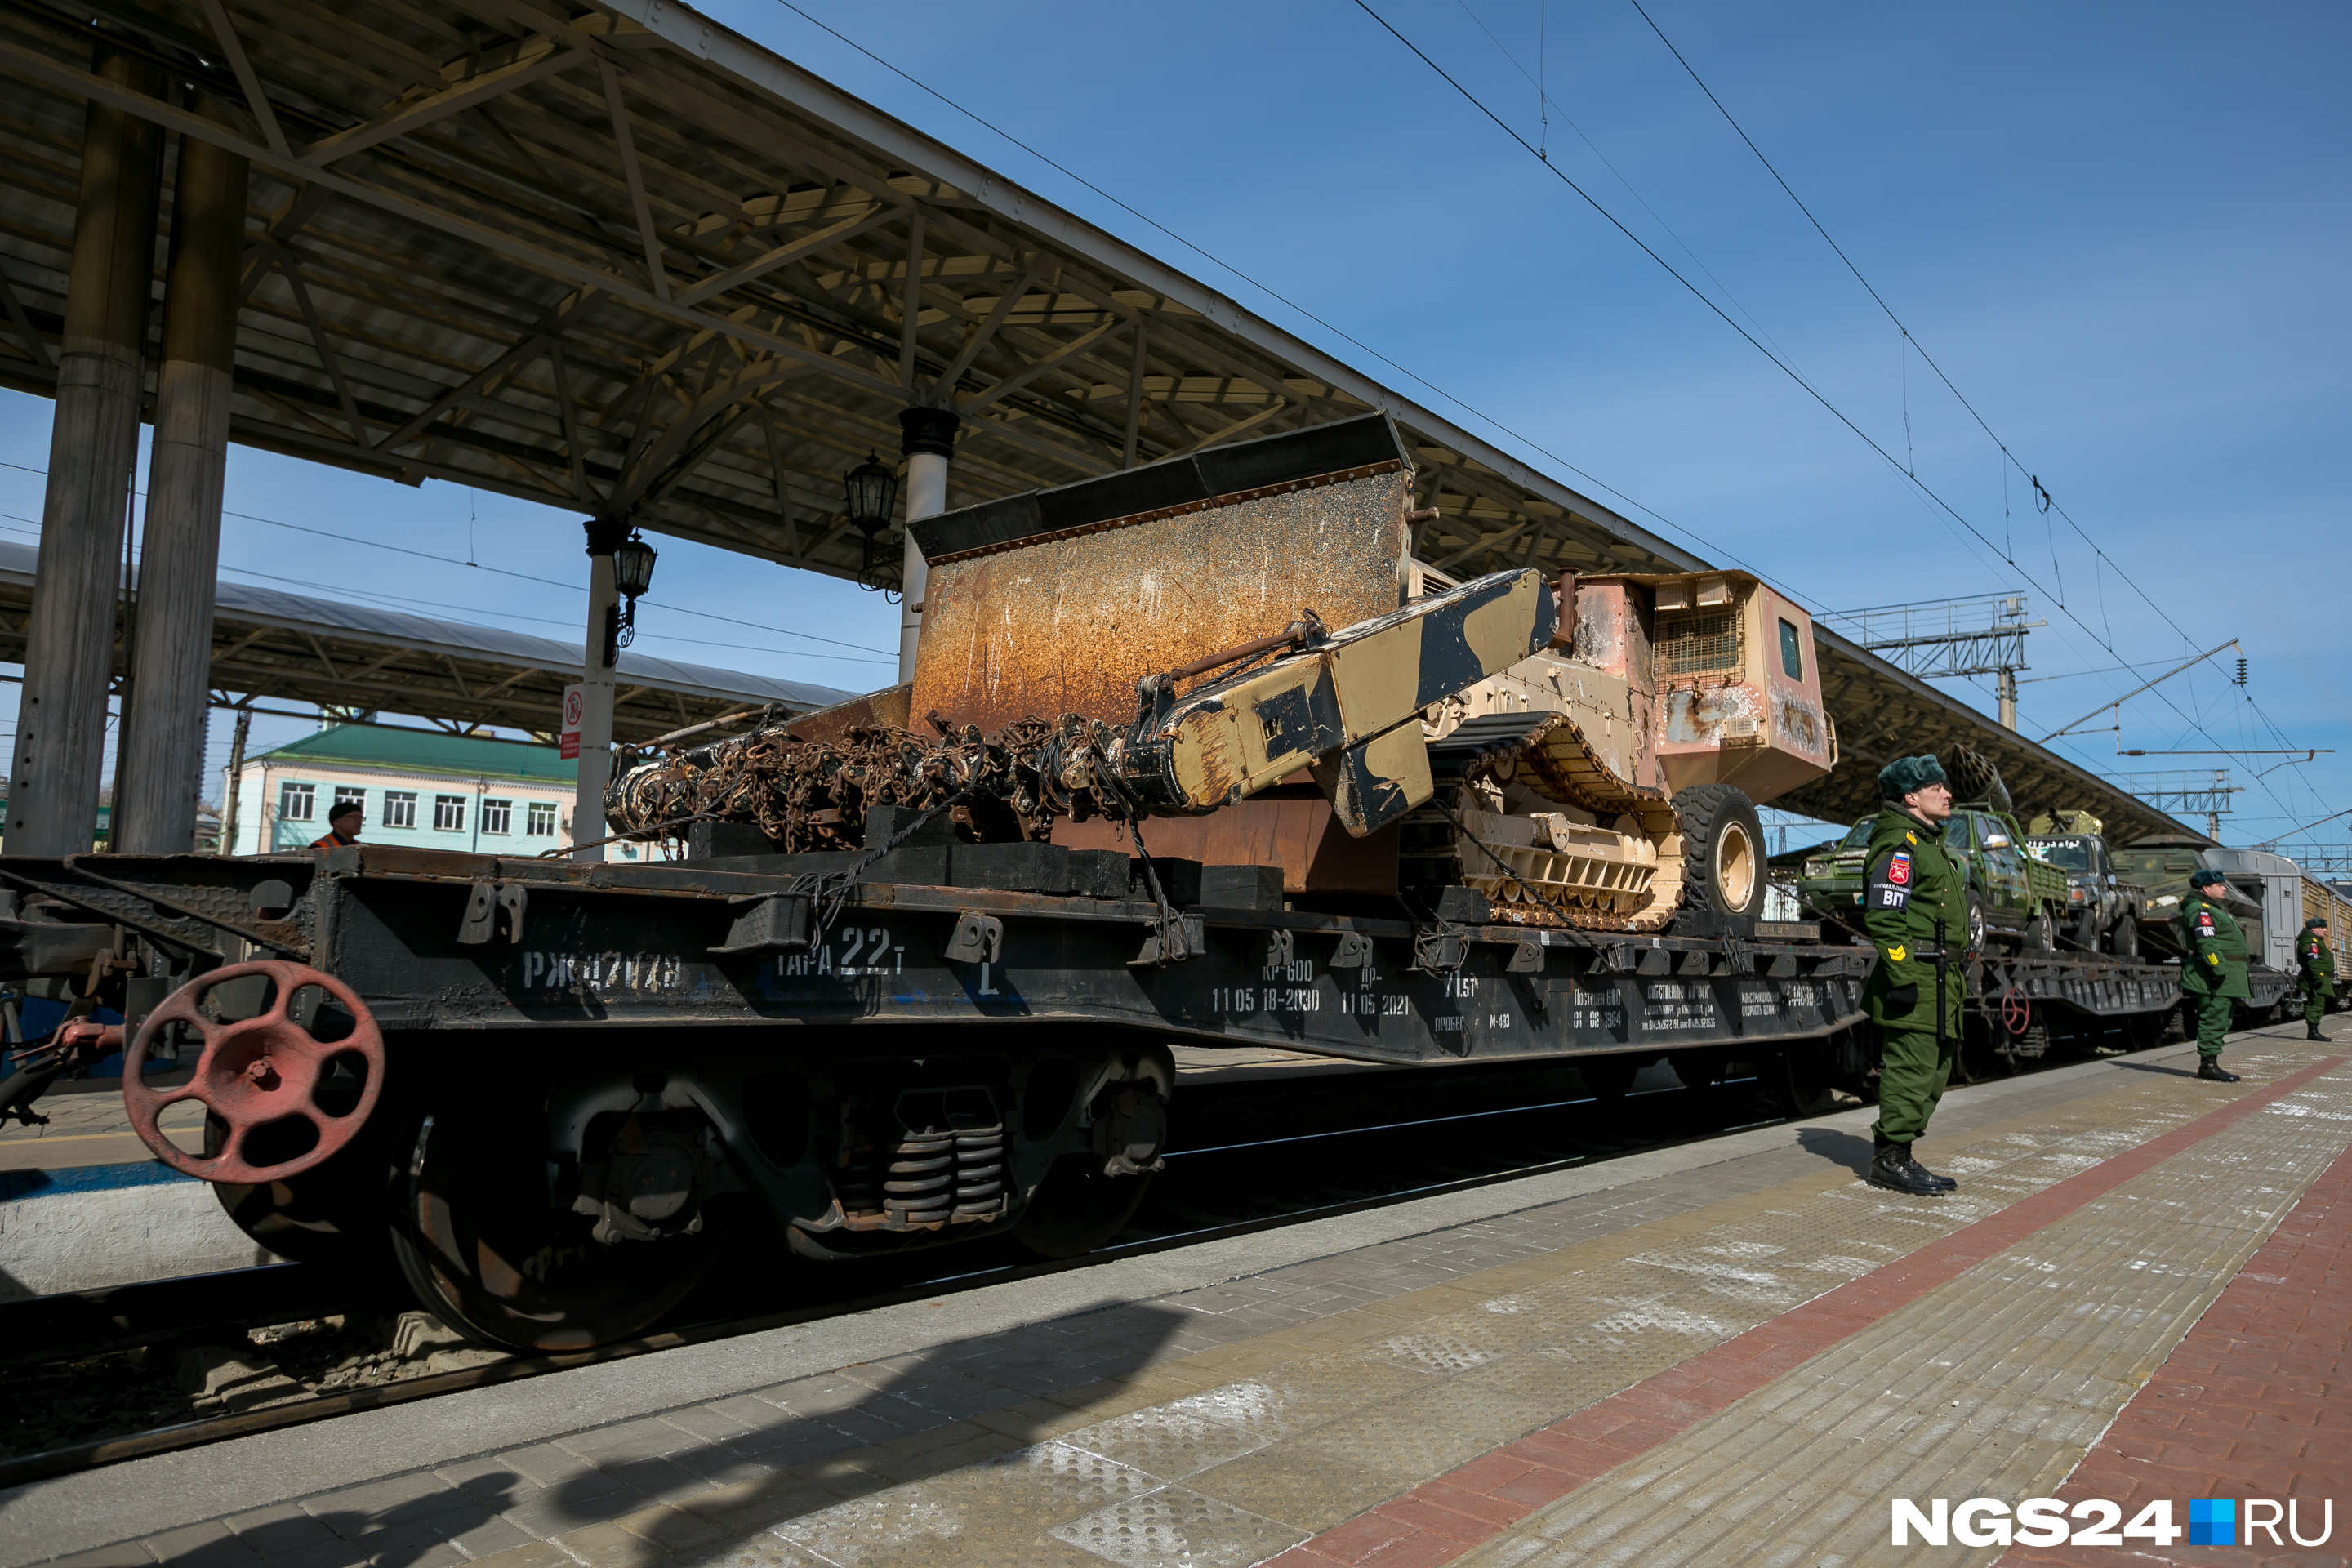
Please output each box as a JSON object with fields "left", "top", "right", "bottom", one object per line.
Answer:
{"left": 559, "top": 683, "right": 586, "bottom": 760}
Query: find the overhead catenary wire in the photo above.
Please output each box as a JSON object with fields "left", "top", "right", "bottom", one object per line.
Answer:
{"left": 1349, "top": 0, "right": 2313, "bottom": 833}
{"left": 1620, "top": 0, "right": 2184, "bottom": 635}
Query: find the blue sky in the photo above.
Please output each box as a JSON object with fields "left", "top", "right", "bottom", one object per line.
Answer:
{"left": 0, "top": 0, "right": 2342, "bottom": 854}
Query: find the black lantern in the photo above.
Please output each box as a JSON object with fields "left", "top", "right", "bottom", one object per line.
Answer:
{"left": 611, "top": 531, "right": 657, "bottom": 648}
{"left": 844, "top": 451, "right": 899, "bottom": 591}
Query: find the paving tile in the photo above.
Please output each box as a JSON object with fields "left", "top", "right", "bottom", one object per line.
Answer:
{"left": 923, "top": 1441, "right": 1161, "bottom": 1534}
{"left": 440, "top": 1547, "right": 568, "bottom": 1568}
{"left": 1057, "top": 1407, "right": 1271, "bottom": 1481}
{"left": 1049, "top": 1484, "right": 1308, "bottom": 1568}
{"left": 48, "top": 1547, "right": 158, "bottom": 1568}
{"left": 142, "top": 1523, "right": 257, "bottom": 1568}
{"left": 1183, "top": 1444, "right": 1415, "bottom": 1534}
{"left": 546, "top": 1522, "right": 671, "bottom": 1568}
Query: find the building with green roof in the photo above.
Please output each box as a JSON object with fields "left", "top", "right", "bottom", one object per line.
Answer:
{"left": 228, "top": 724, "right": 586, "bottom": 857}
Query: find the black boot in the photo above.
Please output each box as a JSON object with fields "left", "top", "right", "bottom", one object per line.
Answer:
{"left": 1908, "top": 1147, "right": 1959, "bottom": 1192}
{"left": 2198, "top": 1058, "right": 2241, "bottom": 1083}
{"left": 1869, "top": 1138, "right": 1944, "bottom": 1196}
{"left": 2309, "top": 1022, "right": 2327, "bottom": 1041}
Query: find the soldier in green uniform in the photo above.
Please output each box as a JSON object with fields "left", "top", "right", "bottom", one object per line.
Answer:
{"left": 2297, "top": 916, "right": 2334, "bottom": 1042}
{"left": 1860, "top": 755, "right": 1968, "bottom": 1196}
{"left": 2177, "top": 866, "right": 2247, "bottom": 1080}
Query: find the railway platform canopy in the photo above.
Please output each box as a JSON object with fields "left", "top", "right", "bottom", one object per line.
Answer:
{"left": 3, "top": 1025, "right": 2344, "bottom": 1566}
{"left": 0, "top": 538, "right": 846, "bottom": 740}
{"left": 0, "top": 0, "right": 2196, "bottom": 846}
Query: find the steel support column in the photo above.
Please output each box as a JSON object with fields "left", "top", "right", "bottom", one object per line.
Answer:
{"left": 572, "top": 518, "right": 625, "bottom": 860}
{"left": 897, "top": 406, "right": 957, "bottom": 683}
{"left": 10, "top": 43, "right": 161, "bottom": 854}
{"left": 118, "top": 98, "right": 248, "bottom": 853}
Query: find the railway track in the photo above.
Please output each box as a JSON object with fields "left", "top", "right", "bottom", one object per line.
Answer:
{"left": 0, "top": 1037, "right": 2149, "bottom": 1488}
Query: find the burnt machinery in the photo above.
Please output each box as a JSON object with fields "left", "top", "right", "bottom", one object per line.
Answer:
{"left": 0, "top": 415, "right": 2171, "bottom": 1352}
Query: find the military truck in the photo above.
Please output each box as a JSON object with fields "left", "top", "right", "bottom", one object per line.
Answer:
{"left": 2025, "top": 810, "right": 2142, "bottom": 957}
{"left": 1798, "top": 803, "right": 2068, "bottom": 954}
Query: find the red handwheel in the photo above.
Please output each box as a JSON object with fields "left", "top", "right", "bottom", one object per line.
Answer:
{"left": 122, "top": 961, "right": 385, "bottom": 1183}
{"left": 2000, "top": 986, "right": 2032, "bottom": 1037}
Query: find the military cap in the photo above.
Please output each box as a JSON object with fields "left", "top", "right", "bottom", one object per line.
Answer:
{"left": 1876, "top": 755, "right": 1949, "bottom": 801}
{"left": 2189, "top": 866, "right": 2230, "bottom": 889}
{"left": 2308, "top": 916, "right": 2331, "bottom": 929}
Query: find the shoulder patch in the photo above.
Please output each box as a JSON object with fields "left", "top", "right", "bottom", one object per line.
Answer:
{"left": 1887, "top": 852, "right": 1912, "bottom": 886}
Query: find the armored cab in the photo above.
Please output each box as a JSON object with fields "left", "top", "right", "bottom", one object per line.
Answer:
{"left": 1408, "top": 568, "right": 1836, "bottom": 925}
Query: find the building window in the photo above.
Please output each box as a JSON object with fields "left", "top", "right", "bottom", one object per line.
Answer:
{"left": 481, "top": 799, "right": 512, "bottom": 835}
{"left": 1778, "top": 618, "right": 1804, "bottom": 681}
{"left": 382, "top": 791, "right": 416, "bottom": 829}
{"left": 434, "top": 795, "right": 466, "bottom": 833}
{"left": 525, "top": 801, "right": 558, "bottom": 837}
{"left": 278, "top": 782, "right": 315, "bottom": 822}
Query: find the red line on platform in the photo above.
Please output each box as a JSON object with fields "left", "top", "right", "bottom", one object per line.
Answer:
{"left": 1266, "top": 1053, "right": 2350, "bottom": 1568}
{"left": 1997, "top": 1137, "right": 2352, "bottom": 1567}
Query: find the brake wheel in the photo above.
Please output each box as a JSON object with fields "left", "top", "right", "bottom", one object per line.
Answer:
{"left": 122, "top": 961, "right": 383, "bottom": 1183}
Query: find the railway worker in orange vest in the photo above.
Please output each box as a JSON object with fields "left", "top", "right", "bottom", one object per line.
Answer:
{"left": 1860, "top": 755, "right": 1968, "bottom": 1196}
{"left": 309, "top": 800, "right": 363, "bottom": 852}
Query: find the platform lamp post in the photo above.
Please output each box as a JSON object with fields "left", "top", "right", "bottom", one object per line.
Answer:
{"left": 844, "top": 451, "right": 898, "bottom": 595}
{"left": 571, "top": 518, "right": 655, "bottom": 862}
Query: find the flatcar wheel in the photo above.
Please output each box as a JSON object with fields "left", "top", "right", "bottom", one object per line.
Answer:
{"left": 1009, "top": 1155, "right": 1154, "bottom": 1259}
{"left": 209, "top": 1109, "right": 387, "bottom": 1270}
{"left": 390, "top": 1102, "right": 721, "bottom": 1352}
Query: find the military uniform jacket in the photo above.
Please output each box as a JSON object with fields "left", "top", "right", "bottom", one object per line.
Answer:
{"left": 2299, "top": 929, "right": 2336, "bottom": 998}
{"left": 1861, "top": 809, "right": 1967, "bottom": 1034}
{"left": 2178, "top": 893, "right": 2250, "bottom": 1000}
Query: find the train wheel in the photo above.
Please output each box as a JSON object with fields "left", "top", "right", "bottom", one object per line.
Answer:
{"left": 390, "top": 1100, "right": 721, "bottom": 1352}
{"left": 1579, "top": 1055, "right": 1641, "bottom": 1102}
{"left": 1009, "top": 1155, "right": 1153, "bottom": 1258}
{"left": 210, "top": 1110, "right": 390, "bottom": 1272}
{"left": 1769, "top": 1042, "right": 1832, "bottom": 1118}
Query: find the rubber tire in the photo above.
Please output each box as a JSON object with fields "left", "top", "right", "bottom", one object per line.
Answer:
{"left": 1965, "top": 889, "right": 1988, "bottom": 956}
{"left": 2109, "top": 913, "right": 2140, "bottom": 960}
{"left": 1673, "top": 784, "right": 1766, "bottom": 920}
{"left": 1009, "top": 1155, "right": 1154, "bottom": 1259}
{"left": 2024, "top": 911, "right": 2058, "bottom": 954}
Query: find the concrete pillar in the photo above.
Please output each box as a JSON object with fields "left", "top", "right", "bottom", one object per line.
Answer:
{"left": 11, "top": 45, "right": 163, "bottom": 856}
{"left": 571, "top": 519, "right": 624, "bottom": 861}
{"left": 219, "top": 702, "right": 251, "bottom": 855}
{"left": 896, "top": 407, "right": 958, "bottom": 684}
{"left": 117, "top": 100, "right": 247, "bottom": 854}
{"left": 1997, "top": 667, "right": 2018, "bottom": 732}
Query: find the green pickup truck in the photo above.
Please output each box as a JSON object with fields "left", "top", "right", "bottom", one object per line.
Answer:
{"left": 1797, "top": 807, "right": 2070, "bottom": 953}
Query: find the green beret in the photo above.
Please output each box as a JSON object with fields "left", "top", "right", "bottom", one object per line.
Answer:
{"left": 1876, "top": 755, "right": 1949, "bottom": 801}
{"left": 2190, "top": 866, "right": 2228, "bottom": 888}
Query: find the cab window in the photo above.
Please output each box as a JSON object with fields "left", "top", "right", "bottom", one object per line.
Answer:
{"left": 1943, "top": 815, "right": 1974, "bottom": 851}
{"left": 1778, "top": 618, "right": 1804, "bottom": 680}
{"left": 1978, "top": 815, "right": 2013, "bottom": 849}
{"left": 1840, "top": 817, "right": 1877, "bottom": 849}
